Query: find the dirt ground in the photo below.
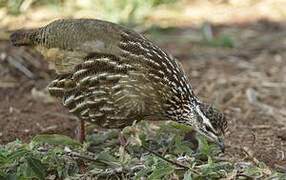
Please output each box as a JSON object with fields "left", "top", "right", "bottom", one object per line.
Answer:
{"left": 0, "top": 20, "right": 285, "bottom": 170}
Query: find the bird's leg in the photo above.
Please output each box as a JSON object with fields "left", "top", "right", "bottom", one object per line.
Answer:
{"left": 76, "top": 119, "right": 86, "bottom": 143}
{"left": 118, "top": 131, "right": 132, "bottom": 155}
{"left": 118, "top": 131, "right": 128, "bottom": 147}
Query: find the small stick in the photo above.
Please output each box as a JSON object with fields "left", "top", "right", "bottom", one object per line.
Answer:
{"left": 97, "top": 164, "right": 146, "bottom": 177}
{"left": 250, "top": 131, "right": 256, "bottom": 147}
{"left": 7, "top": 56, "right": 35, "bottom": 79}
{"left": 65, "top": 151, "right": 98, "bottom": 162}
{"left": 141, "top": 145, "right": 201, "bottom": 175}
{"left": 79, "top": 119, "right": 86, "bottom": 143}
{"left": 241, "top": 146, "right": 260, "bottom": 166}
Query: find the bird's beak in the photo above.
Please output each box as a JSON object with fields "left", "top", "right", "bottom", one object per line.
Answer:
{"left": 217, "top": 137, "right": 225, "bottom": 152}
{"left": 202, "top": 129, "right": 225, "bottom": 153}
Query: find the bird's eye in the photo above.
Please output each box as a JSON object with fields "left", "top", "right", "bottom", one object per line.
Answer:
{"left": 205, "top": 125, "right": 211, "bottom": 132}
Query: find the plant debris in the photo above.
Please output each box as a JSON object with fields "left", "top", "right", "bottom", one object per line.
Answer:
{"left": 1, "top": 121, "right": 284, "bottom": 179}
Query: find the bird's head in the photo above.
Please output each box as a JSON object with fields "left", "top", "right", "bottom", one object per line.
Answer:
{"left": 175, "top": 100, "right": 227, "bottom": 152}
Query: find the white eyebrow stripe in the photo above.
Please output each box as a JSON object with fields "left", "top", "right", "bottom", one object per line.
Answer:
{"left": 195, "top": 105, "right": 217, "bottom": 133}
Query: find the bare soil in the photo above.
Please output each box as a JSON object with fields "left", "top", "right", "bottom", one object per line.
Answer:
{"left": 0, "top": 20, "right": 285, "bottom": 169}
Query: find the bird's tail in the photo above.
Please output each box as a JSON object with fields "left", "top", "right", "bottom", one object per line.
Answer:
{"left": 10, "top": 28, "right": 39, "bottom": 46}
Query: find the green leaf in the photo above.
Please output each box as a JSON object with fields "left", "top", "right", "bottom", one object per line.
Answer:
{"left": 183, "top": 171, "right": 193, "bottom": 180}
{"left": 148, "top": 161, "right": 174, "bottom": 179}
{"left": 26, "top": 156, "right": 46, "bottom": 180}
{"left": 205, "top": 35, "right": 235, "bottom": 48}
{"left": 96, "top": 151, "right": 120, "bottom": 167}
{"left": 31, "top": 134, "right": 81, "bottom": 148}
{"left": 0, "top": 153, "right": 8, "bottom": 164}
{"left": 165, "top": 122, "right": 193, "bottom": 133}
{"left": 1, "top": 173, "right": 18, "bottom": 180}
{"left": 173, "top": 136, "right": 193, "bottom": 154}
{"left": 7, "top": 148, "right": 29, "bottom": 162}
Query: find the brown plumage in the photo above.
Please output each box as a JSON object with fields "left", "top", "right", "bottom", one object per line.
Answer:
{"left": 10, "top": 19, "right": 227, "bottom": 149}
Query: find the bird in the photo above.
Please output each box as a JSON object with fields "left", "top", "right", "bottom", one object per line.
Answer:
{"left": 10, "top": 18, "right": 227, "bottom": 151}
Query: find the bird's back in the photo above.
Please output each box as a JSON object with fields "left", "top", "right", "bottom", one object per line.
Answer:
{"left": 27, "top": 19, "right": 191, "bottom": 128}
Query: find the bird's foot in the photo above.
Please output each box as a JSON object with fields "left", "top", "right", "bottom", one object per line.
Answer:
{"left": 75, "top": 119, "right": 86, "bottom": 143}
{"left": 118, "top": 132, "right": 129, "bottom": 148}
